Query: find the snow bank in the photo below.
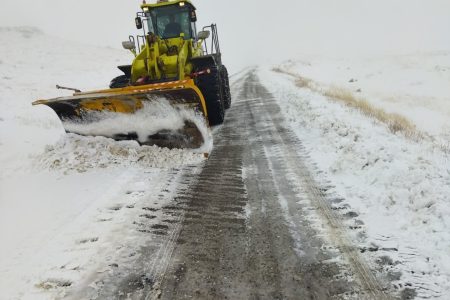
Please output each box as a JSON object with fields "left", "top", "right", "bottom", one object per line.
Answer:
{"left": 260, "top": 67, "right": 450, "bottom": 298}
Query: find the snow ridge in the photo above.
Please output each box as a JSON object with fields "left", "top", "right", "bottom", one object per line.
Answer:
{"left": 36, "top": 134, "right": 206, "bottom": 173}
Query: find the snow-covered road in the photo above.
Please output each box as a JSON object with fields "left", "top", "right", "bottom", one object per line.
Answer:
{"left": 47, "top": 69, "right": 392, "bottom": 299}
{"left": 150, "top": 70, "right": 391, "bottom": 299}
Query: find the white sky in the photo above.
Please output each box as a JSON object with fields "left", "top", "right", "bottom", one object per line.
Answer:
{"left": 1, "top": 0, "right": 450, "bottom": 72}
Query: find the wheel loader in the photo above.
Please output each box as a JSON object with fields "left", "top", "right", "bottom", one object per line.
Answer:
{"left": 32, "top": 0, "right": 231, "bottom": 149}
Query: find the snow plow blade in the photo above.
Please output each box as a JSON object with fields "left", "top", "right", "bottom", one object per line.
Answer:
{"left": 33, "top": 79, "right": 207, "bottom": 149}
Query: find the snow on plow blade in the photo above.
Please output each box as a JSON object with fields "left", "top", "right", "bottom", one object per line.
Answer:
{"left": 33, "top": 79, "right": 208, "bottom": 149}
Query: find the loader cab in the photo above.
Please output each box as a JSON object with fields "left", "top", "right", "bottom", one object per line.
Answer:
{"left": 140, "top": 1, "right": 197, "bottom": 41}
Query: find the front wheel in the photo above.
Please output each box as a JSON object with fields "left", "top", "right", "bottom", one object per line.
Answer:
{"left": 220, "top": 65, "right": 231, "bottom": 109}
{"left": 109, "top": 75, "right": 130, "bottom": 89}
{"left": 195, "top": 66, "right": 224, "bottom": 126}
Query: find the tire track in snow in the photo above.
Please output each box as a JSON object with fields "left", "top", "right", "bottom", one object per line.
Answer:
{"left": 152, "top": 70, "right": 391, "bottom": 299}
{"left": 243, "top": 70, "right": 390, "bottom": 299}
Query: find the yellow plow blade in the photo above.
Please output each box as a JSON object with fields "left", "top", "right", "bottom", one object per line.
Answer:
{"left": 33, "top": 79, "right": 208, "bottom": 149}
{"left": 33, "top": 79, "right": 207, "bottom": 120}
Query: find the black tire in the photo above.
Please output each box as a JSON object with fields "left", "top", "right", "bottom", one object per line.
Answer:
{"left": 109, "top": 75, "right": 130, "bottom": 89}
{"left": 195, "top": 66, "right": 225, "bottom": 126}
{"left": 220, "top": 65, "right": 231, "bottom": 109}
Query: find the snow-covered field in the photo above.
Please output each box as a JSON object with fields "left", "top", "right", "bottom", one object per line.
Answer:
{"left": 260, "top": 59, "right": 450, "bottom": 298}
{"left": 0, "top": 27, "right": 208, "bottom": 299}
{"left": 277, "top": 54, "right": 450, "bottom": 145}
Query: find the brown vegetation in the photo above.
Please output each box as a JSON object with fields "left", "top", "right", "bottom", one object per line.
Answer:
{"left": 272, "top": 67, "right": 421, "bottom": 139}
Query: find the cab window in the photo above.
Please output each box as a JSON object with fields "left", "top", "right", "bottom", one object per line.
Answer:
{"left": 148, "top": 6, "right": 192, "bottom": 39}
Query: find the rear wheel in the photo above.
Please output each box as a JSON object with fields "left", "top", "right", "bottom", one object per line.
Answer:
{"left": 220, "top": 65, "right": 231, "bottom": 109}
{"left": 195, "top": 66, "right": 224, "bottom": 126}
{"left": 109, "top": 75, "right": 130, "bottom": 89}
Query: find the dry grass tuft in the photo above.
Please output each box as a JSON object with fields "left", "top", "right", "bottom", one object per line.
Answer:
{"left": 295, "top": 77, "right": 313, "bottom": 89}
{"left": 272, "top": 67, "right": 284, "bottom": 74}
{"left": 272, "top": 67, "right": 313, "bottom": 89}
{"left": 323, "top": 87, "right": 420, "bottom": 138}
{"left": 438, "top": 143, "right": 450, "bottom": 154}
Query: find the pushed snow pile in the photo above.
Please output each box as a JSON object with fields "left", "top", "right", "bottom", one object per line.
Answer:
{"left": 36, "top": 133, "right": 206, "bottom": 172}
{"left": 36, "top": 99, "right": 212, "bottom": 173}
{"left": 63, "top": 98, "right": 212, "bottom": 148}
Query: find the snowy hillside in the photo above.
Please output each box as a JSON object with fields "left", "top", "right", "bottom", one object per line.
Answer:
{"left": 0, "top": 26, "right": 126, "bottom": 175}
{"left": 0, "top": 27, "right": 208, "bottom": 299}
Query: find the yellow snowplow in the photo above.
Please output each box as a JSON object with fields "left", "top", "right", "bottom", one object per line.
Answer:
{"left": 33, "top": 0, "right": 231, "bottom": 148}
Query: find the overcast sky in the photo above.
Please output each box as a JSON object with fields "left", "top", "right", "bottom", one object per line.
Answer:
{"left": 2, "top": 0, "right": 450, "bottom": 72}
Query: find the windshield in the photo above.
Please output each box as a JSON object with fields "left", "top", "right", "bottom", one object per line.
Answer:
{"left": 146, "top": 6, "right": 192, "bottom": 39}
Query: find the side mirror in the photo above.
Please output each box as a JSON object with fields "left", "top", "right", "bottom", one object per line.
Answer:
{"left": 197, "top": 30, "right": 210, "bottom": 40}
{"left": 122, "top": 41, "right": 136, "bottom": 50}
{"left": 135, "top": 17, "right": 143, "bottom": 29}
